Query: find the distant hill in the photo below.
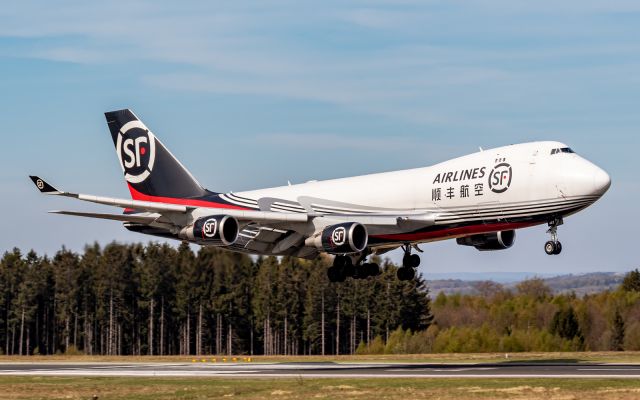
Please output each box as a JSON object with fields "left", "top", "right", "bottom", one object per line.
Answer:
{"left": 427, "top": 272, "right": 625, "bottom": 296}
{"left": 424, "top": 271, "right": 556, "bottom": 283}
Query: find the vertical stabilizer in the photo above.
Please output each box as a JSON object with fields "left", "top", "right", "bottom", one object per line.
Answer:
{"left": 104, "top": 109, "right": 209, "bottom": 200}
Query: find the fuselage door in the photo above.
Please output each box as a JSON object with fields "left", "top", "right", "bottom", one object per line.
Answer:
{"left": 476, "top": 200, "right": 503, "bottom": 225}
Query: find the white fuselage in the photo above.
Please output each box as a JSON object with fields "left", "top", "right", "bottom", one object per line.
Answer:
{"left": 227, "top": 141, "right": 609, "bottom": 246}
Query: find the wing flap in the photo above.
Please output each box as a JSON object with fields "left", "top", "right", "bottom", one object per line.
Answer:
{"left": 50, "top": 210, "right": 160, "bottom": 224}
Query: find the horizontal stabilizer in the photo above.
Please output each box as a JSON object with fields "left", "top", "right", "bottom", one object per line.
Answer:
{"left": 49, "top": 210, "right": 159, "bottom": 224}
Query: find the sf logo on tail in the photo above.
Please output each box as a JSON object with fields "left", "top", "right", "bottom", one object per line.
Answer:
{"left": 123, "top": 136, "right": 148, "bottom": 169}
{"left": 116, "top": 121, "right": 157, "bottom": 184}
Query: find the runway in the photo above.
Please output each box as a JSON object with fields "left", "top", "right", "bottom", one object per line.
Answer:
{"left": 1, "top": 361, "right": 640, "bottom": 378}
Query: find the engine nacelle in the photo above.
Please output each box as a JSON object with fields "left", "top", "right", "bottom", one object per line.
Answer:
{"left": 179, "top": 215, "right": 239, "bottom": 246}
{"left": 306, "top": 222, "right": 368, "bottom": 254}
{"left": 456, "top": 230, "right": 516, "bottom": 251}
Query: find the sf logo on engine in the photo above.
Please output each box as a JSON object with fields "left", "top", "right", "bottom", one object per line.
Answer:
{"left": 202, "top": 219, "right": 218, "bottom": 238}
{"left": 489, "top": 162, "right": 512, "bottom": 193}
{"left": 332, "top": 227, "right": 346, "bottom": 247}
{"left": 116, "top": 121, "right": 157, "bottom": 184}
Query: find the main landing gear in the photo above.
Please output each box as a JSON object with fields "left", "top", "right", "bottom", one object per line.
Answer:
{"left": 397, "top": 244, "right": 421, "bottom": 281}
{"left": 544, "top": 218, "right": 563, "bottom": 255}
{"left": 327, "top": 244, "right": 422, "bottom": 283}
{"left": 327, "top": 254, "right": 382, "bottom": 283}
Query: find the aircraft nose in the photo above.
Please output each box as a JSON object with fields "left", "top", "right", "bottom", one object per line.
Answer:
{"left": 593, "top": 166, "right": 611, "bottom": 196}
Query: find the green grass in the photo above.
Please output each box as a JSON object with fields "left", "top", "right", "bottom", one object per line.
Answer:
{"left": 1, "top": 377, "right": 640, "bottom": 400}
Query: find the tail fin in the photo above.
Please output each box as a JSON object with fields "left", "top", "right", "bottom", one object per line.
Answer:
{"left": 105, "top": 109, "right": 209, "bottom": 200}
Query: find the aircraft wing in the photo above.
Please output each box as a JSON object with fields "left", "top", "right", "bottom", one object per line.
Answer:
{"left": 30, "top": 176, "right": 436, "bottom": 227}
{"left": 30, "top": 176, "right": 308, "bottom": 224}
{"left": 30, "top": 175, "right": 437, "bottom": 258}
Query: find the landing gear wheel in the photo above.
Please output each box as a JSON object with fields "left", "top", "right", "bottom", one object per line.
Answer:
{"left": 366, "top": 262, "right": 381, "bottom": 277}
{"left": 409, "top": 254, "right": 421, "bottom": 268}
{"left": 544, "top": 241, "right": 557, "bottom": 255}
{"left": 329, "top": 256, "right": 350, "bottom": 282}
{"left": 553, "top": 241, "right": 562, "bottom": 255}
{"left": 327, "top": 266, "right": 339, "bottom": 282}
{"left": 545, "top": 218, "right": 564, "bottom": 256}
{"left": 402, "top": 245, "right": 422, "bottom": 269}
{"left": 327, "top": 266, "right": 346, "bottom": 282}
{"left": 333, "top": 255, "right": 347, "bottom": 268}
{"left": 344, "top": 262, "right": 355, "bottom": 278}
{"left": 354, "top": 263, "right": 368, "bottom": 280}
{"left": 397, "top": 267, "right": 415, "bottom": 281}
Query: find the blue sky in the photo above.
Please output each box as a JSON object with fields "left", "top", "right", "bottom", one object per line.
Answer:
{"left": 1, "top": 1, "right": 639, "bottom": 276}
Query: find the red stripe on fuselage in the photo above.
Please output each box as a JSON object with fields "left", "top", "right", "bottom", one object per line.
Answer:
{"left": 127, "top": 184, "right": 251, "bottom": 210}
{"left": 371, "top": 221, "right": 538, "bottom": 242}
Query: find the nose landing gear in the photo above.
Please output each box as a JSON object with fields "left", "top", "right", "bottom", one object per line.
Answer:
{"left": 545, "top": 218, "right": 563, "bottom": 255}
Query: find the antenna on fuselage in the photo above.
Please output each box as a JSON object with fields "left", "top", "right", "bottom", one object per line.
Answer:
{"left": 479, "top": 146, "right": 484, "bottom": 152}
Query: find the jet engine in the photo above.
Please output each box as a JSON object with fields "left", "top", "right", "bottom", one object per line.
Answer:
{"left": 306, "top": 222, "right": 368, "bottom": 254}
{"left": 456, "top": 230, "right": 516, "bottom": 251}
{"left": 179, "top": 215, "right": 239, "bottom": 246}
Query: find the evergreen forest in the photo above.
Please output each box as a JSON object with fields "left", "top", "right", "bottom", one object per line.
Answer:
{"left": 1, "top": 242, "right": 639, "bottom": 356}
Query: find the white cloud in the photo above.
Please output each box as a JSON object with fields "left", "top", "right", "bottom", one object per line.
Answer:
{"left": 1, "top": 0, "right": 639, "bottom": 131}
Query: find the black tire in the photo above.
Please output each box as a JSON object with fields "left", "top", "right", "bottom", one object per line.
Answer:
{"left": 397, "top": 267, "right": 415, "bottom": 281}
{"left": 333, "top": 256, "right": 347, "bottom": 268}
{"left": 327, "top": 266, "right": 338, "bottom": 282}
{"left": 405, "top": 267, "right": 415, "bottom": 280}
{"left": 409, "top": 254, "right": 421, "bottom": 268}
{"left": 355, "top": 264, "right": 368, "bottom": 279}
{"left": 366, "top": 262, "right": 380, "bottom": 277}
{"left": 344, "top": 261, "right": 355, "bottom": 278}
{"left": 554, "top": 241, "right": 563, "bottom": 255}
{"left": 544, "top": 241, "right": 556, "bottom": 255}
{"left": 402, "top": 254, "right": 412, "bottom": 268}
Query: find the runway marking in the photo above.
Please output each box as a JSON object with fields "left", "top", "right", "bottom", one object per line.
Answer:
{"left": 0, "top": 370, "right": 260, "bottom": 376}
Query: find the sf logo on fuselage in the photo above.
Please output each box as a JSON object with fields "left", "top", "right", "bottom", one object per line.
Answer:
{"left": 332, "top": 227, "right": 347, "bottom": 247}
{"left": 202, "top": 219, "right": 218, "bottom": 239}
{"left": 116, "top": 120, "right": 157, "bottom": 184}
{"left": 489, "top": 163, "right": 512, "bottom": 193}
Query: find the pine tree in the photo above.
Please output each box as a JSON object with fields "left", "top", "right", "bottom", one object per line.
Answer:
{"left": 610, "top": 309, "right": 625, "bottom": 351}
{"left": 621, "top": 269, "right": 640, "bottom": 292}
{"left": 550, "top": 306, "right": 583, "bottom": 345}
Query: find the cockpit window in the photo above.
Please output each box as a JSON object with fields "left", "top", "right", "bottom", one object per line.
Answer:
{"left": 551, "top": 147, "right": 574, "bottom": 155}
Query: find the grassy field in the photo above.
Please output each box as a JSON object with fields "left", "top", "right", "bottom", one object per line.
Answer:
{"left": 1, "top": 376, "right": 640, "bottom": 400}
{"left": 1, "top": 351, "right": 640, "bottom": 364}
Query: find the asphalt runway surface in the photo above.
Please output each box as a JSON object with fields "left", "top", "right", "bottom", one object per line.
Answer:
{"left": 1, "top": 362, "right": 640, "bottom": 378}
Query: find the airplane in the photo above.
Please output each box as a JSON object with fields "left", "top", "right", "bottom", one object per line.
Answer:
{"left": 30, "top": 109, "right": 611, "bottom": 282}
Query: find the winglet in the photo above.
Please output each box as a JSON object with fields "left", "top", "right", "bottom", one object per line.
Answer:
{"left": 29, "top": 176, "right": 62, "bottom": 194}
